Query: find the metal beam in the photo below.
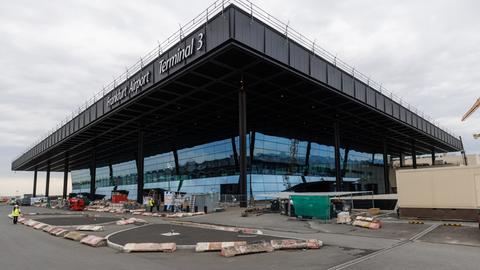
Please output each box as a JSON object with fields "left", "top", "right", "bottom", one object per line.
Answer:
{"left": 63, "top": 153, "right": 69, "bottom": 199}
{"left": 399, "top": 152, "right": 405, "bottom": 167}
{"left": 334, "top": 122, "right": 342, "bottom": 191}
{"left": 238, "top": 76, "right": 247, "bottom": 207}
{"left": 33, "top": 168, "right": 37, "bottom": 197}
{"left": 383, "top": 139, "right": 390, "bottom": 194}
{"left": 136, "top": 130, "right": 144, "bottom": 203}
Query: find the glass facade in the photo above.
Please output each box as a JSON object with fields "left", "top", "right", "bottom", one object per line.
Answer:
{"left": 72, "top": 132, "right": 387, "bottom": 200}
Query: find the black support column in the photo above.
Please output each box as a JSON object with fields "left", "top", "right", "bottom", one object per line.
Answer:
{"left": 136, "top": 130, "right": 144, "bottom": 204}
{"left": 334, "top": 122, "right": 342, "bottom": 192}
{"left": 89, "top": 148, "right": 96, "bottom": 200}
{"left": 45, "top": 162, "right": 50, "bottom": 197}
{"left": 383, "top": 140, "right": 390, "bottom": 194}
{"left": 411, "top": 141, "right": 417, "bottom": 169}
{"left": 399, "top": 153, "right": 405, "bottom": 167}
{"left": 63, "top": 153, "right": 69, "bottom": 199}
{"left": 109, "top": 164, "right": 114, "bottom": 186}
{"left": 431, "top": 148, "right": 436, "bottom": 166}
{"left": 238, "top": 77, "right": 247, "bottom": 207}
{"left": 33, "top": 167, "right": 38, "bottom": 197}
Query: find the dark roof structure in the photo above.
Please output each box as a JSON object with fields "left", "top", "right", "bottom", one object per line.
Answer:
{"left": 12, "top": 2, "right": 462, "bottom": 173}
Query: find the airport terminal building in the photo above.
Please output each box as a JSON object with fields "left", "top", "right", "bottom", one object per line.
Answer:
{"left": 11, "top": 1, "right": 463, "bottom": 206}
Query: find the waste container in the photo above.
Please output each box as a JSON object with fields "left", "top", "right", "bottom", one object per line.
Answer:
{"left": 290, "top": 195, "right": 330, "bottom": 220}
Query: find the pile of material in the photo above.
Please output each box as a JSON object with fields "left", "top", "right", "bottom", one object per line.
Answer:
{"left": 352, "top": 216, "right": 382, "bottom": 229}
{"left": 336, "top": 211, "right": 352, "bottom": 224}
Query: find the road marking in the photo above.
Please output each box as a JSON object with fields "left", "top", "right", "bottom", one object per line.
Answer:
{"left": 327, "top": 224, "right": 439, "bottom": 270}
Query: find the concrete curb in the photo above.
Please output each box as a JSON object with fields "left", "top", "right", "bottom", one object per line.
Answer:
{"left": 105, "top": 223, "right": 152, "bottom": 251}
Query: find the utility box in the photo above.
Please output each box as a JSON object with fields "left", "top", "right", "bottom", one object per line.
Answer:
{"left": 397, "top": 166, "right": 480, "bottom": 221}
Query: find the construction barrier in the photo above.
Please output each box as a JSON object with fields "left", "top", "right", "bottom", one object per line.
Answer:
{"left": 195, "top": 241, "right": 247, "bottom": 252}
{"left": 80, "top": 235, "right": 107, "bottom": 247}
{"left": 270, "top": 239, "right": 322, "bottom": 250}
{"left": 76, "top": 225, "right": 104, "bottom": 232}
{"left": 52, "top": 228, "right": 70, "bottom": 237}
{"left": 123, "top": 243, "right": 176, "bottom": 253}
{"left": 221, "top": 242, "right": 274, "bottom": 257}
{"left": 64, "top": 231, "right": 87, "bottom": 241}
{"left": 33, "top": 223, "right": 48, "bottom": 230}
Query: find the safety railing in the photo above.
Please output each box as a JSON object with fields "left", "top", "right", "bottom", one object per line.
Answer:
{"left": 13, "top": 0, "right": 457, "bottom": 164}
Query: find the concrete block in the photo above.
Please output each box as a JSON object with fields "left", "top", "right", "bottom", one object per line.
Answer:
{"left": 80, "top": 235, "right": 107, "bottom": 247}
{"left": 25, "top": 220, "right": 39, "bottom": 227}
{"left": 52, "top": 228, "right": 70, "bottom": 237}
{"left": 42, "top": 225, "right": 54, "bottom": 233}
{"left": 195, "top": 241, "right": 247, "bottom": 252}
{"left": 270, "top": 239, "right": 322, "bottom": 250}
{"left": 64, "top": 231, "right": 87, "bottom": 241}
{"left": 123, "top": 243, "right": 176, "bottom": 253}
{"left": 33, "top": 223, "right": 48, "bottom": 230}
{"left": 369, "top": 222, "right": 382, "bottom": 229}
{"left": 18, "top": 217, "right": 26, "bottom": 223}
{"left": 221, "top": 242, "right": 274, "bottom": 257}
{"left": 76, "top": 225, "right": 104, "bottom": 231}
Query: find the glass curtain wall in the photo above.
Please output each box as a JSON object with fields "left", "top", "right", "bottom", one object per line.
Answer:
{"left": 72, "top": 132, "right": 386, "bottom": 199}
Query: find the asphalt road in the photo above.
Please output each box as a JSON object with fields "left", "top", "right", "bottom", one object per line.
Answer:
{"left": 1, "top": 205, "right": 480, "bottom": 270}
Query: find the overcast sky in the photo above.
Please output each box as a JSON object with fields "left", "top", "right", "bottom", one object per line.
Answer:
{"left": 1, "top": 0, "right": 479, "bottom": 196}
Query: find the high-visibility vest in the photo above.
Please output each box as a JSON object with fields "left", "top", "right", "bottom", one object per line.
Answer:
{"left": 148, "top": 199, "right": 154, "bottom": 206}
{"left": 11, "top": 208, "right": 21, "bottom": 217}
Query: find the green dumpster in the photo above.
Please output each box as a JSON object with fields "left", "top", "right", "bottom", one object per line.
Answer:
{"left": 290, "top": 195, "right": 330, "bottom": 219}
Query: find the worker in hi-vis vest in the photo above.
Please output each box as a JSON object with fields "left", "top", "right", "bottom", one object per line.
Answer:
{"left": 11, "top": 205, "right": 21, "bottom": 224}
{"left": 148, "top": 198, "right": 155, "bottom": 212}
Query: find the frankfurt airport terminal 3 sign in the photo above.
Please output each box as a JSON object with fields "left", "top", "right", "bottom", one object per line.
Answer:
{"left": 106, "top": 31, "right": 205, "bottom": 109}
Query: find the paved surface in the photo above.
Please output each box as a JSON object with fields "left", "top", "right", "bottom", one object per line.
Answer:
{"left": 109, "top": 223, "right": 282, "bottom": 245}
{"left": 419, "top": 225, "right": 480, "bottom": 247}
{"left": 2, "top": 205, "right": 480, "bottom": 270}
{"left": 34, "top": 216, "right": 119, "bottom": 226}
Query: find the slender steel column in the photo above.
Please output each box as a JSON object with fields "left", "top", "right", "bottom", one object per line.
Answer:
{"left": 302, "top": 141, "right": 311, "bottom": 183}
{"left": 342, "top": 147, "right": 349, "bottom": 178}
{"left": 136, "top": 130, "right": 144, "bottom": 203}
{"left": 399, "top": 153, "right": 405, "bottom": 167}
{"left": 460, "top": 136, "right": 467, "bottom": 166}
{"left": 231, "top": 137, "right": 239, "bottom": 167}
{"left": 431, "top": 148, "right": 436, "bottom": 166}
{"left": 45, "top": 162, "right": 50, "bottom": 197}
{"left": 33, "top": 168, "right": 38, "bottom": 197}
{"left": 383, "top": 140, "right": 390, "bottom": 194}
{"left": 63, "top": 153, "right": 69, "bottom": 199}
{"left": 109, "top": 163, "right": 114, "bottom": 186}
{"left": 411, "top": 141, "right": 417, "bottom": 169}
{"left": 334, "top": 122, "right": 342, "bottom": 191}
{"left": 174, "top": 149, "right": 183, "bottom": 192}
{"left": 238, "top": 76, "right": 247, "bottom": 207}
{"left": 89, "top": 148, "right": 96, "bottom": 200}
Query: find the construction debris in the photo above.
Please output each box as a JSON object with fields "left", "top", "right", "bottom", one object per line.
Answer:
{"left": 352, "top": 216, "right": 382, "bottom": 229}
{"left": 336, "top": 211, "right": 351, "bottom": 224}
